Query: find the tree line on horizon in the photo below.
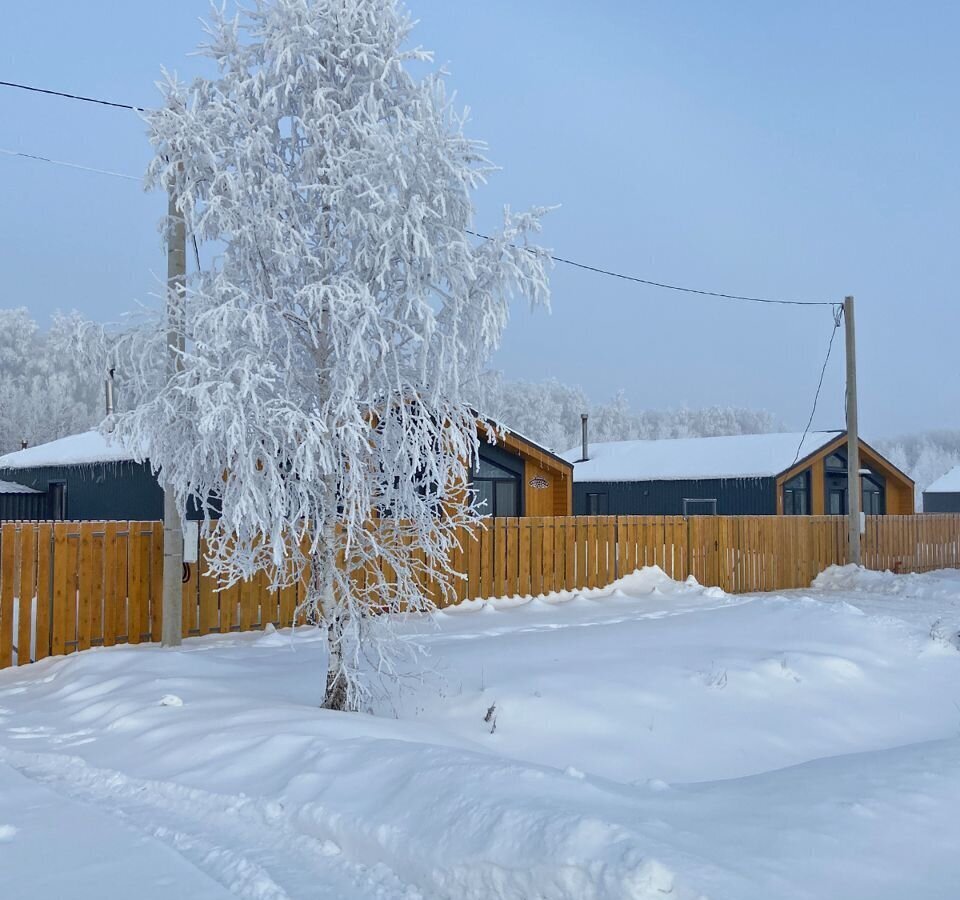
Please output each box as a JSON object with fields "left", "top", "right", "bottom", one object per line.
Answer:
{"left": 0, "top": 307, "right": 955, "bottom": 509}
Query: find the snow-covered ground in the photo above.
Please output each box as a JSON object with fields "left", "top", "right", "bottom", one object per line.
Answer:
{"left": 3, "top": 565, "right": 960, "bottom": 899}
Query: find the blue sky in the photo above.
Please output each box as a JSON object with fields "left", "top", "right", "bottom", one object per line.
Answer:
{"left": 1, "top": 1, "right": 957, "bottom": 438}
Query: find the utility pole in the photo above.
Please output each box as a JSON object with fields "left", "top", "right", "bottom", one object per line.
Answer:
{"left": 162, "top": 182, "right": 186, "bottom": 647}
{"left": 844, "top": 295, "right": 861, "bottom": 567}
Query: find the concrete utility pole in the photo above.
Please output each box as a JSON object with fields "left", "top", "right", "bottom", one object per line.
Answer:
{"left": 844, "top": 295, "right": 862, "bottom": 567}
{"left": 162, "top": 183, "right": 186, "bottom": 647}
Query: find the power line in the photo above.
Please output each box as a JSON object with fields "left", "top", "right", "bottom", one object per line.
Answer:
{"left": 0, "top": 78, "right": 838, "bottom": 310}
{"left": 0, "top": 79, "right": 144, "bottom": 111}
{"left": 0, "top": 147, "right": 141, "bottom": 181}
{"left": 792, "top": 304, "right": 844, "bottom": 466}
{"left": 466, "top": 229, "right": 835, "bottom": 307}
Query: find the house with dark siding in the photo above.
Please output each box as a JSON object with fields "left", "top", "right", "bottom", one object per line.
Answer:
{"left": 563, "top": 430, "right": 914, "bottom": 517}
{"left": 0, "top": 422, "right": 572, "bottom": 522}
{"left": 923, "top": 466, "right": 960, "bottom": 513}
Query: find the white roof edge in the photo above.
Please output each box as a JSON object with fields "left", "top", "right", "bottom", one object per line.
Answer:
{"left": 0, "top": 479, "right": 42, "bottom": 494}
{"left": 0, "top": 431, "right": 139, "bottom": 470}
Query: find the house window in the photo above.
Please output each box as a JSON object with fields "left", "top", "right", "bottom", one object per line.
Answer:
{"left": 585, "top": 492, "right": 608, "bottom": 515}
{"left": 829, "top": 488, "right": 846, "bottom": 515}
{"left": 472, "top": 457, "right": 520, "bottom": 517}
{"left": 683, "top": 498, "right": 717, "bottom": 516}
{"left": 862, "top": 472, "right": 885, "bottom": 516}
{"left": 825, "top": 452, "right": 847, "bottom": 471}
{"left": 782, "top": 472, "right": 810, "bottom": 515}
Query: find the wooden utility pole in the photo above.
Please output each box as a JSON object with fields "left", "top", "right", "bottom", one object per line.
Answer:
{"left": 844, "top": 295, "right": 861, "bottom": 567}
{"left": 162, "top": 183, "right": 186, "bottom": 647}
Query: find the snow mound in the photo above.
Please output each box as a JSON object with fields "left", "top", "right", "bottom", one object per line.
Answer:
{"left": 4, "top": 566, "right": 960, "bottom": 898}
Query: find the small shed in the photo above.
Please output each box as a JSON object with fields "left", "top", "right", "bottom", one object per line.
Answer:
{"left": 922, "top": 466, "right": 960, "bottom": 513}
{"left": 0, "top": 479, "right": 46, "bottom": 521}
{"left": 563, "top": 430, "right": 914, "bottom": 517}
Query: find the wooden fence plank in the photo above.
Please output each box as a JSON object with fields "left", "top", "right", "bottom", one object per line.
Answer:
{"left": 127, "top": 523, "right": 144, "bottom": 645}
{"left": 0, "top": 524, "right": 15, "bottom": 669}
{"left": 518, "top": 518, "right": 531, "bottom": 597}
{"left": 102, "top": 523, "right": 119, "bottom": 648}
{"left": 51, "top": 523, "right": 69, "bottom": 656}
{"left": 34, "top": 524, "right": 52, "bottom": 662}
{"left": 542, "top": 518, "right": 554, "bottom": 595}
{"left": 76, "top": 525, "right": 94, "bottom": 652}
{"left": 17, "top": 524, "right": 36, "bottom": 666}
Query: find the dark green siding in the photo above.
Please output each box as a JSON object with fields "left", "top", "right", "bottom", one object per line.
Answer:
{"left": 0, "top": 489, "right": 46, "bottom": 521}
{"left": 923, "top": 493, "right": 960, "bottom": 513}
{"left": 0, "top": 462, "right": 164, "bottom": 521}
{"left": 573, "top": 477, "right": 777, "bottom": 516}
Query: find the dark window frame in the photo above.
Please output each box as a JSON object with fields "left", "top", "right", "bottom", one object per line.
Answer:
{"left": 782, "top": 471, "right": 811, "bottom": 516}
{"left": 682, "top": 498, "right": 718, "bottom": 516}
{"left": 471, "top": 445, "right": 523, "bottom": 518}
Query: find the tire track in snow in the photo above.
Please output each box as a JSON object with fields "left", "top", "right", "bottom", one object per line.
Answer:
{"left": 0, "top": 748, "right": 426, "bottom": 900}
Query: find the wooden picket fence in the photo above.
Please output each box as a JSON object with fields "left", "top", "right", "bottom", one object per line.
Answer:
{"left": 2, "top": 515, "right": 960, "bottom": 670}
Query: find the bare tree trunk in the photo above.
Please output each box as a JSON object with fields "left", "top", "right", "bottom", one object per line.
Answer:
{"left": 322, "top": 611, "right": 349, "bottom": 711}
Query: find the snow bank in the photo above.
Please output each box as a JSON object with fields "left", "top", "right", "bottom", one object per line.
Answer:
{"left": 3, "top": 566, "right": 960, "bottom": 899}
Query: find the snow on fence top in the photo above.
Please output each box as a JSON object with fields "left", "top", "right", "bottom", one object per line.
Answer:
{"left": 0, "top": 431, "right": 138, "bottom": 470}
{"left": 925, "top": 465, "right": 960, "bottom": 495}
{"left": 0, "top": 478, "right": 41, "bottom": 494}
{"left": 562, "top": 431, "right": 845, "bottom": 482}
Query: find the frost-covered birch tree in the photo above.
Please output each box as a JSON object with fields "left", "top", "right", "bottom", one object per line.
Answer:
{"left": 111, "top": 0, "right": 550, "bottom": 710}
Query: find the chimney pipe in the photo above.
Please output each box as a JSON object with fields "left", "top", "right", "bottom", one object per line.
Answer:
{"left": 105, "top": 367, "right": 115, "bottom": 418}
{"left": 581, "top": 413, "right": 589, "bottom": 461}
{"left": 20, "top": 439, "right": 28, "bottom": 450}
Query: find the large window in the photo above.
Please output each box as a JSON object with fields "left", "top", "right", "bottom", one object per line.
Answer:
{"left": 862, "top": 472, "right": 885, "bottom": 515}
{"left": 472, "top": 456, "right": 521, "bottom": 517}
{"left": 782, "top": 472, "right": 810, "bottom": 515}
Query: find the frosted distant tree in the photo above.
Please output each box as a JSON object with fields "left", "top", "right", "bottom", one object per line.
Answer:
{"left": 110, "top": 0, "right": 550, "bottom": 710}
{"left": 0, "top": 309, "right": 104, "bottom": 453}
{"left": 475, "top": 374, "right": 782, "bottom": 451}
{"left": 879, "top": 433, "right": 960, "bottom": 510}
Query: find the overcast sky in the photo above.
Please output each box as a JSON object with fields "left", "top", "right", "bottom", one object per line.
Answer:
{"left": 2, "top": 1, "right": 957, "bottom": 440}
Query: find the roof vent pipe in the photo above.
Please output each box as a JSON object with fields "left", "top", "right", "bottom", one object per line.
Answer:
{"left": 20, "top": 439, "right": 27, "bottom": 450}
{"left": 105, "top": 367, "right": 115, "bottom": 418}
{"left": 581, "top": 413, "right": 589, "bottom": 461}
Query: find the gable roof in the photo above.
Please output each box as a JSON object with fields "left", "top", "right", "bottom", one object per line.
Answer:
{"left": 561, "top": 431, "right": 846, "bottom": 483}
{"left": 924, "top": 464, "right": 960, "bottom": 495}
{"left": 0, "top": 479, "right": 41, "bottom": 494}
{"left": 0, "top": 431, "right": 138, "bottom": 471}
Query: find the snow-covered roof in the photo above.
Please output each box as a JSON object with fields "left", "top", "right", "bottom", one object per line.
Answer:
{"left": 0, "top": 479, "right": 41, "bottom": 494}
{"left": 0, "top": 431, "right": 139, "bottom": 471}
{"left": 562, "top": 431, "right": 845, "bottom": 483}
{"left": 924, "top": 465, "right": 960, "bottom": 495}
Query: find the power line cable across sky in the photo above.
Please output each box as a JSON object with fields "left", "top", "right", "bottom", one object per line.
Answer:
{"left": 0, "top": 77, "right": 839, "bottom": 310}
